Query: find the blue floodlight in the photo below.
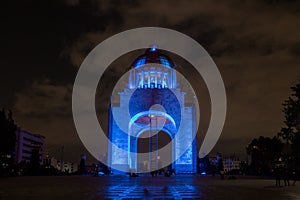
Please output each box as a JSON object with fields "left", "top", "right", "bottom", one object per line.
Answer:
{"left": 150, "top": 45, "right": 157, "bottom": 52}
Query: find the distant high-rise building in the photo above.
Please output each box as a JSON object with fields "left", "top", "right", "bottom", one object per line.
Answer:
{"left": 15, "top": 128, "right": 45, "bottom": 164}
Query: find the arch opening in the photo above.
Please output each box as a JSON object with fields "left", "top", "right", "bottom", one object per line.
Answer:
{"left": 137, "top": 130, "right": 173, "bottom": 173}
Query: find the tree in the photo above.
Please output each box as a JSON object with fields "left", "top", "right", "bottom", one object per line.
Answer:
{"left": 0, "top": 109, "right": 17, "bottom": 155}
{"left": 0, "top": 109, "right": 17, "bottom": 176}
{"left": 291, "top": 133, "right": 300, "bottom": 169}
{"left": 278, "top": 81, "right": 300, "bottom": 143}
{"left": 278, "top": 81, "right": 300, "bottom": 169}
{"left": 246, "top": 136, "right": 283, "bottom": 175}
{"left": 29, "top": 148, "right": 41, "bottom": 176}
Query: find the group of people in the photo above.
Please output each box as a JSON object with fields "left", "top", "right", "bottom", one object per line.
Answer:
{"left": 128, "top": 167, "right": 175, "bottom": 177}
{"left": 274, "top": 166, "right": 297, "bottom": 187}
{"left": 150, "top": 168, "right": 175, "bottom": 177}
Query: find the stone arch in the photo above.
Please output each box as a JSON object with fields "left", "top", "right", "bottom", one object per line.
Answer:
{"left": 128, "top": 112, "right": 176, "bottom": 171}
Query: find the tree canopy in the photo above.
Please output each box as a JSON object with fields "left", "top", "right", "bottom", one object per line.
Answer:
{"left": 278, "top": 81, "right": 300, "bottom": 143}
{"left": 0, "top": 109, "right": 17, "bottom": 156}
{"left": 246, "top": 136, "right": 283, "bottom": 175}
{"left": 278, "top": 81, "right": 300, "bottom": 169}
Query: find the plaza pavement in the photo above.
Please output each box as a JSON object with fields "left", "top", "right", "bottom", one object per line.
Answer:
{"left": 0, "top": 175, "right": 299, "bottom": 200}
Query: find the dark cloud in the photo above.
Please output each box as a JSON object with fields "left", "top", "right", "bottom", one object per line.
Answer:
{"left": 14, "top": 80, "right": 72, "bottom": 118}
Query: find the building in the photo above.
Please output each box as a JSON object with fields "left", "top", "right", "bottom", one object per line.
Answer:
{"left": 209, "top": 154, "right": 241, "bottom": 173}
{"left": 15, "top": 128, "right": 45, "bottom": 164}
{"left": 223, "top": 156, "right": 240, "bottom": 173}
{"left": 43, "top": 155, "right": 78, "bottom": 174}
{"left": 43, "top": 155, "right": 58, "bottom": 167}
{"left": 108, "top": 47, "right": 197, "bottom": 174}
{"left": 57, "top": 160, "right": 78, "bottom": 173}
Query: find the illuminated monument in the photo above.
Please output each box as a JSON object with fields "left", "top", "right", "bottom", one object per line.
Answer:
{"left": 108, "top": 47, "right": 197, "bottom": 173}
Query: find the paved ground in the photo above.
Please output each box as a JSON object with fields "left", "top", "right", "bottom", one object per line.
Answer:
{"left": 0, "top": 175, "right": 299, "bottom": 200}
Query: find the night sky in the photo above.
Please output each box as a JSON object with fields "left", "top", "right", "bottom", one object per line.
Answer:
{"left": 1, "top": 0, "right": 300, "bottom": 163}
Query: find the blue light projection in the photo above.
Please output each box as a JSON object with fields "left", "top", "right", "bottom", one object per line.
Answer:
{"left": 159, "top": 56, "right": 171, "bottom": 68}
{"left": 150, "top": 46, "right": 157, "bottom": 52}
{"left": 109, "top": 48, "right": 197, "bottom": 174}
{"left": 134, "top": 56, "right": 146, "bottom": 68}
{"left": 133, "top": 55, "right": 172, "bottom": 69}
{"left": 128, "top": 89, "right": 181, "bottom": 131}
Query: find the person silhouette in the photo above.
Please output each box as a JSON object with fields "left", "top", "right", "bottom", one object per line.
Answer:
{"left": 291, "top": 169, "right": 297, "bottom": 186}
{"left": 274, "top": 166, "right": 281, "bottom": 187}
{"left": 283, "top": 166, "right": 290, "bottom": 186}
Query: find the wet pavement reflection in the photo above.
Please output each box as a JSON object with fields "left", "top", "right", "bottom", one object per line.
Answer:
{"left": 0, "top": 175, "right": 299, "bottom": 200}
